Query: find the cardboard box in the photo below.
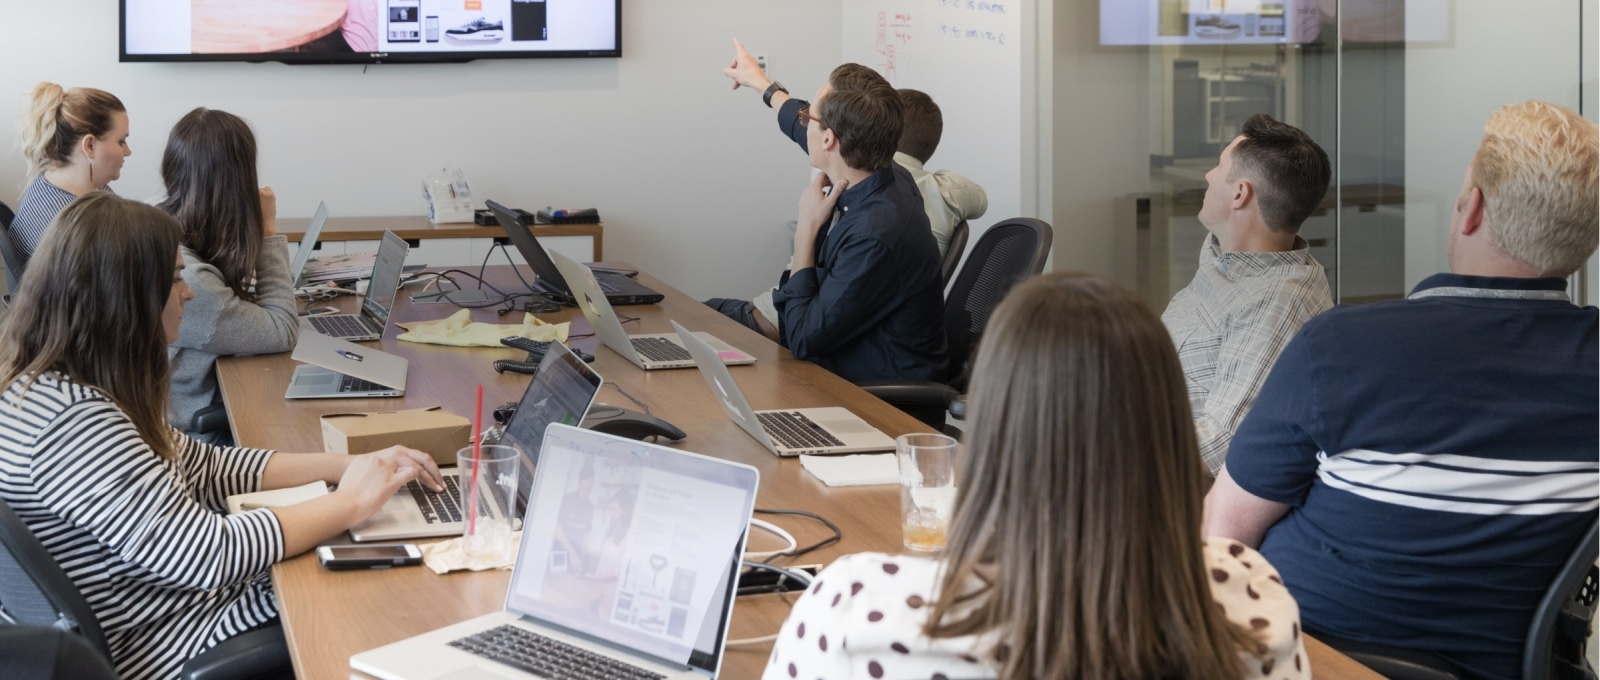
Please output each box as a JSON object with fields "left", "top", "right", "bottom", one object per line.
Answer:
{"left": 321, "top": 406, "right": 472, "bottom": 466}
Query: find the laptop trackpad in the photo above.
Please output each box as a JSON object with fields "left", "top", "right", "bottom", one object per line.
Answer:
{"left": 430, "top": 667, "right": 523, "bottom": 680}
{"left": 817, "top": 417, "right": 877, "bottom": 435}
{"left": 295, "top": 373, "right": 338, "bottom": 387}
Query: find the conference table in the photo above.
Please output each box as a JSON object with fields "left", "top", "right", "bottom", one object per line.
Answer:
{"left": 215, "top": 265, "right": 1380, "bottom": 680}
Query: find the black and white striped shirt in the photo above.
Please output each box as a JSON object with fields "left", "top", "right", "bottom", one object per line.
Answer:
{"left": 0, "top": 372, "right": 284, "bottom": 679}
{"left": 11, "top": 175, "right": 77, "bottom": 261}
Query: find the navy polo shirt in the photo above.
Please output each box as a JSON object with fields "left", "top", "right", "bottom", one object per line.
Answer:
{"left": 1226, "top": 273, "right": 1598, "bottom": 680}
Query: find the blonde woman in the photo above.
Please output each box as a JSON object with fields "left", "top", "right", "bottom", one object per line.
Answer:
{"left": 764, "top": 273, "right": 1309, "bottom": 679}
{"left": 12, "top": 82, "right": 130, "bottom": 261}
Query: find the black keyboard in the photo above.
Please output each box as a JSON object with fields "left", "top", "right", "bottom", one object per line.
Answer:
{"left": 310, "top": 314, "right": 378, "bottom": 339}
{"left": 406, "top": 476, "right": 466, "bottom": 524}
{"left": 631, "top": 337, "right": 692, "bottom": 363}
{"left": 757, "top": 411, "right": 845, "bottom": 450}
{"left": 449, "top": 625, "right": 665, "bottom": 680}
{"left": 596, "top": 276, "right": 621, "bottom": 294}
{"left": 338, "top": 374, "right": 386, "bottom": 393}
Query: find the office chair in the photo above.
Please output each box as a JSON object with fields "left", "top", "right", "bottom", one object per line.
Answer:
{"left": 0, "top": 497, "right": 293, "bottom": 680}
{"left": 861, "top": 218, "right": 1053, "bottom": 428}
{"left": 0, "top": 199, "right": 21, "bottom": 297}
{"left": 940, "top": 220, "right": 969, "bottom": 287}
{"left": 0, "top": 626, "right": 119, "bottom": 680}
{"left": 1318, "top": 519, "right": 1599, "bottom": 680}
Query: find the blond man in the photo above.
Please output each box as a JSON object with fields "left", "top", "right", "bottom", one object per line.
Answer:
{"left": 1204, "top": 101, "right": 1599, "bottom": 680}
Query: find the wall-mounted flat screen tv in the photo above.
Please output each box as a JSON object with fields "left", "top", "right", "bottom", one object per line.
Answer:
{"left": 121, "top": 0, "right": 620, "bottom": 63}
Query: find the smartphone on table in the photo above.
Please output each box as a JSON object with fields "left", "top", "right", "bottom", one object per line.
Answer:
{"left": 317, "top": 544, "right": 423, "bottom": 571}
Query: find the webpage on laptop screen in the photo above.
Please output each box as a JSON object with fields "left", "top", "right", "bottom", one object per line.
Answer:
{"left": 508, "top": 428, "right": 751, "bottom": 665}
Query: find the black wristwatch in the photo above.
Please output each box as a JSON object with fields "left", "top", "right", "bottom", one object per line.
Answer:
{"left": 762, "top": 81, "right": 789, "bottom": 108}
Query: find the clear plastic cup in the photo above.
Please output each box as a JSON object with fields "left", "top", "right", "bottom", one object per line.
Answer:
{"left": 897, "top": 433, "right": 958, "bottom": 552}
{"left": 457, "top": 444, "right": 521, "bottom": 564}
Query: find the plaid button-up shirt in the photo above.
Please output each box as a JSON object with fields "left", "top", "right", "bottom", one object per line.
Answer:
{"left": 1161, "top": 234, "right": 1332, "bottom": 473}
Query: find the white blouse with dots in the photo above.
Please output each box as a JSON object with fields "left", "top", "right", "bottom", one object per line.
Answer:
{"left": 762, "top": 538, "right": 1310, "bottom": 680}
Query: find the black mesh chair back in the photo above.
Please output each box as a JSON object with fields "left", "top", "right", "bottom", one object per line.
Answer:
{"left": 1524, "top": 519, "right": 1599, "bottom": 680}
{"left": 0, "top": 200, "right": 21, "bottom": 295}
{"left": 0, "top": 497, "right": 111, "bottom": 662}
{"left": 940, "top": 220, "right": 969, "bottom": 287}
{"left": 942, "top": 218, "right": 1052, "bottom": 385}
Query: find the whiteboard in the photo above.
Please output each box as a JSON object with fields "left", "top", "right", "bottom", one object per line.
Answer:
{"left": 841, "top": 0, "right": 1026, "bottom": 239}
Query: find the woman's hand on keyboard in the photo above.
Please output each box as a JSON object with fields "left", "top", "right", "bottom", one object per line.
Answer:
{"left": 336, "top": 448, "right": 432, "bottom": 518}
{"left": 365, "top": 445, "right": 445, "bottom": 492}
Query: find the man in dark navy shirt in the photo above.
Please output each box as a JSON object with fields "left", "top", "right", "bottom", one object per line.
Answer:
{"left": 709, "top": 41, "right": 947, "bottom": 391}
{"left": 1203, "top": 101, "right": 1599, "bottom": 680}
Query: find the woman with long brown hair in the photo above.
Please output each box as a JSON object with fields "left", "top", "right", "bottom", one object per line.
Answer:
{"left": 0, "top": 192, "right": 442, "bottom": 680}
{"left": 158, "top": 108, "right": 297, "bottom": 441}
{"left": 10, "top": 82, "right": 130, "bottom": 268}
{"left": 763, "top": 273, "right": 1308, "bottom": 679}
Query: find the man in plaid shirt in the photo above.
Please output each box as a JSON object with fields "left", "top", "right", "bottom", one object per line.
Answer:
{"left": 1162, "top": 114, "right": 1333, "bottom": 474}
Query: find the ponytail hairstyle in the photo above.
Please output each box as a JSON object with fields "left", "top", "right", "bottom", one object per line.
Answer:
{"left": 158, "top": 108, "right": 264, "bottom": 301}
{"left": 16, "top": 82, "right": 126, "bottom": 176}
{"left": 0, "top": 192, "right": 184, "bottom": 460}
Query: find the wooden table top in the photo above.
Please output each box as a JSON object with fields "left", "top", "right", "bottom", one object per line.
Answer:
{"left": 275, "top": 215, "right": 606, "bottom": 260}
{"left": 215, "top": 265, "right": 1379, "bottom": 680}
{"left": 191, "top": 0, "right": 346, "bottom": 53}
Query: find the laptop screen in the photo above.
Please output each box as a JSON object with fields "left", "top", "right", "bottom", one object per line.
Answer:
{"left": 507, "top": 425, "right": 758, "bottom": 671}
{"left": 361, "top": 231, "right": 409, "bottom": 326}
{"left": 288, "top": 202, "right": 329, "bottom": 288}
{"left": 486, "top": 199, "right": 572, "bottom": 298}
{"left": 499, "top": 341, "right": 602, "bottom": 516}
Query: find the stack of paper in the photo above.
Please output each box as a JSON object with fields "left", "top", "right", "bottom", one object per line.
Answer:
{"left": 226, "top": 481, "right": 329, "bottom": 515}
{"left": 301, "top": 252, "right": 376, "bottom": 283}
{"left": 799, "top": 454, "right": 901, "bottom": 487}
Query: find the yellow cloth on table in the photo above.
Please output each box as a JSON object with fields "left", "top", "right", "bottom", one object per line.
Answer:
{"left": 396, "top": 309, "right": 568, "bottom": 347}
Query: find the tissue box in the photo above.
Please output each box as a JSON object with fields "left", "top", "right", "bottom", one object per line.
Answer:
{"left": 321, "top": 406, "right": 472, "bottom": 465}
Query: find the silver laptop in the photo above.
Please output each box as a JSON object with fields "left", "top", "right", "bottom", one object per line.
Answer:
{"left": 288, "top": 202, "right": 330, "bottom": 288}
{"left": 673, "top": 319, "right": 896, "bottom": 457}
{"left": 349, "top": 341, "right": 603, "bottom": 542}
{"left": 351, "top": 424, "right": 759, "bottom": 680}
{"left": 285, "top": 329, "right": 409, "bottom": 399}
{"left": 548, "top": 249, "right": 756, "bottom": 370}
{"left": 307, "top": 230, "right": 409, "bottom": 342}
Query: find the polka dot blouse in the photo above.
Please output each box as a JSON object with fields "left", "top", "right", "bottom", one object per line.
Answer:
{"left": 761, "top": 537, "right": 1309, "bottom": 680}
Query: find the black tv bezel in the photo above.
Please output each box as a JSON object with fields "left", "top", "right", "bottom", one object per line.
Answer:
{"left": 119, "top": 0, "right": 622, "bottom": 64}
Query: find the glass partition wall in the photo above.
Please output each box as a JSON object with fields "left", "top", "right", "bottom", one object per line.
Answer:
{"left": 1054, "top": 0, "right": 1596, "bottom": 311}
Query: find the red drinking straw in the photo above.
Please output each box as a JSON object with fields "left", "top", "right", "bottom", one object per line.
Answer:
{"left": 467, "top": 384, "right": 484, "bottom": 536}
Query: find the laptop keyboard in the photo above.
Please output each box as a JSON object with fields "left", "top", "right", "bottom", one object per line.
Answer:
{"left": 630, "top": 337, "right": 692, "bottom": 363}
{"left": 406, "top": 476, "right": 466, "bottom": 524}
{"left": 597, "top": 278, "right": 620, "bottom": 294}
{"left": 449, "top": 625, "right": 665, "bottom": 680}
{"left": 338, "top": 375, "right": 386, "bottom": 394}
{"left": 757, "top": 411, "right": 845, "bottom": 450}
{"left": 310, "top": 314, "right": 377, "bottom": 338}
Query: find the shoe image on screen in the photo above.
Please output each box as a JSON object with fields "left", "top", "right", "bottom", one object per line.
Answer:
{"left": 446, "top": 17, "right": 505, "bottom": 44}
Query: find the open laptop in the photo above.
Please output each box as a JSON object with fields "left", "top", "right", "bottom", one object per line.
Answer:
{"left": 673, "top": 319, "right": 896, "bottom": 457}
{"left": 306, "top": 230, "right": 409, "bottom": 342}
{"left": 288, "top": 202, "right": 330, "bottom": 288}
{"left": 549, "top": 249, "right": 756, "bottom": 371}
{"left": 285, "top": 330, "right": 409, "bottom": 399}
{"left": 486, "top": 199, "right": 664, "bottom": 306}
{"left": 351, "top": 424, "right": 759, "bottom": 680}
{"left": 349, "top": 341, "right": 603, "bottom": 541}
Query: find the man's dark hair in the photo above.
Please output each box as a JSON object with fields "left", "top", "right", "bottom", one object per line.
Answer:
{"left": 817, "top": 63, "right": 903, "bottom": 171}
{"left": 897, "top": 89, "right": 943, "bottom": 164}
{"left": 1229, "top": 114, "right": 1332, "bottom": 233}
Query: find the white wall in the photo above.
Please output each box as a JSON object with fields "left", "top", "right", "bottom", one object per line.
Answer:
{"left": 0, "top": 0, "right": 844, "bottom": 301}
{"left": 1403, "top": 0, "right": 1585, "bottom": 291}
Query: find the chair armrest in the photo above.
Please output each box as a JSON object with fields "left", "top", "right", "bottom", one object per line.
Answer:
{"left": 180, "top": 625, "right": 291, "bottom": 680}
{"left": 1314, "top": 633, "right": 1461, "bottom": 680}
{"left": 858, "top": 382, "right": 962, "bottom": 410}
{"left": 190, "top": 403, "right": 230, "bottom": 434}
{"left": 948, "top": 396, "right": 966, "bottom": 421}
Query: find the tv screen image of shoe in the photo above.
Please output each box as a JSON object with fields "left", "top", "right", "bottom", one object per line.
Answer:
{"left": 121, "top": 0, "right": 615, "bottom": 63}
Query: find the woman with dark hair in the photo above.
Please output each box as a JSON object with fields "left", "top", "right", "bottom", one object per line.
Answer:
{"left": 0, "top": 192, "right": 442, "bottom": 680}
{"left": 158, "top": 108, "right": 297, "bottom": 440}
{"left": 763, "top": 273, "right": 1309, "bottom": 679}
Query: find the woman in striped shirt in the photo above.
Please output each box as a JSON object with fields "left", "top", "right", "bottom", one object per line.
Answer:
{"left": 0, "top": 192, "right": 444, "bottom": 680}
